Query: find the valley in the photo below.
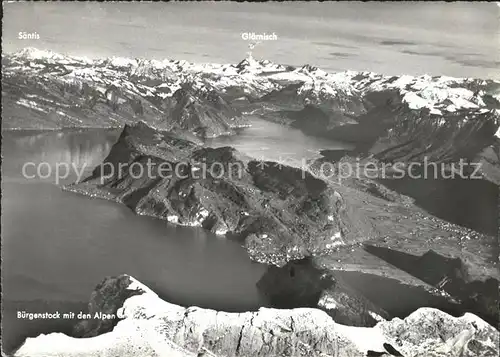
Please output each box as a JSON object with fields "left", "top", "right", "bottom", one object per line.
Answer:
{"left": 2, "top": 48, "right": 499, "bottom": 357}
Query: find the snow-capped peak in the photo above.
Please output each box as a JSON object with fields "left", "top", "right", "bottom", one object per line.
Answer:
{"left": 104, "top": 56, "right": 139, "bottom": 68}
{"left": 4, "top": 47, "right": 500, "bottom": 117}
{"left": 236, "top": 53, "right": 260, "bottom": 69}
{"left": 13, "top": 47, "right": 66, "bottom": 61}
{"left": 235, "top": 53, "right": 285, "bottom": 75}
{"left": 12, "top": 47, "right": 94, "bottom": 65}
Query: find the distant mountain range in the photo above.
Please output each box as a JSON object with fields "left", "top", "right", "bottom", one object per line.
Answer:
{"left": 3, "top": 47, "right": 499, "bottom": 183}
{"left": 5, "top": 49, "right": 500, "bottom": 355}
{"left": 3, "top": 47, "right": 499, "bottom": 133}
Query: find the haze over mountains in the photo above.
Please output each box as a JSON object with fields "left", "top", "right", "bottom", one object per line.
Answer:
{"left": 3, "top": 48, "right": 499, "bottom": 189}
{"left": 3, "top": 47, "right": 500, "bottom": 132}
{"left": 3, "top": 2, "right": 500, "bottom": 356}
{"left": 4, "top": 2, "right": 499, "bottom": 79}
{"left": 3, "top": 14, "right": 500, "bottom": 354}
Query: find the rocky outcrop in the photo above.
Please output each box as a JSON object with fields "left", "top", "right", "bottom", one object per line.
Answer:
{"left": 163, "top": 83, "right": 249, "bottom": 138}
{"left": 272, "top": 105, "right": 356, "bottom": 136}
{"left": 253, "top": 81, "right": 364, "bottom": 135}
{"left": 7, "top": 48, "right": 500, "bottom": 356}
{"left": 72, "top": 275, "right": 144, "bottom": 338}
{"left": 253, "top": 75, "right": 500, "bottom": 199}
{"left": 378, "top": 307, "right": 499, "bottom": 357}
{"left": 66, "top": 121, "right": 346, "bottom": 267}
{"left": 318, "top": 87, "right": 500, "bottom": 181}
{"left": 312, "top": 116, "right": 499, "bottom": 236}
{"left": 2, "top": 51, "right": 247, "bottom": 137}
{"left": 368, "top": 107, "right": 499, "bottom": 166}
{"left": 256, "top": 258, "right": 391, "bottom": 327}
{"left": 364, "top": 247, "right": 500, "bottom": 327}
{"left": 258, "top": 82, "right": 307, "bottom": 110}
{"left": 65, "top": 122, "right": 499, "bottom": 327}
{"left": 474, "top": 143, "right": 500, "bottom": 185}
{"left": 13, "top": 275, "right": 500, "bottom": 357}
{"left": 257, "top": 77, "right": 365, "bottom": 116}
{"left": 309, "top": 88, "right": 499, "bottom": 235}
{"left": 5, "top": 48, "right": 499, "bottom": 149}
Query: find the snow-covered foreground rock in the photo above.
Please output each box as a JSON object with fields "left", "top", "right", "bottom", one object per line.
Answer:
{"left": 14, "top": 275, "right": 499, "bottom": 357}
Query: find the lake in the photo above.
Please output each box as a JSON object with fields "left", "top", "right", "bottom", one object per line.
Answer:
{"left": 1, "top": 118, "right": 347, "bottom": 352}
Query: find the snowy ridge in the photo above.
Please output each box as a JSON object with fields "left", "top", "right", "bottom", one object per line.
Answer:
{"left": 6, "top": 47, "right": 499, "bottom": 106}
{"left": 14, "top": 275, "right": 500, "bottom": 357}
{"left": 3, "top": 47, "right": 500, "bottom": 131}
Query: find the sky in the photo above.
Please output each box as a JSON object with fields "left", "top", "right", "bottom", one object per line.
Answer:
{"left": 3, "top": 2, "right": 500, "bottom": 79}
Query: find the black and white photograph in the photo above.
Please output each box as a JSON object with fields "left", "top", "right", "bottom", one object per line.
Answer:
{"left": 1, "top": 2, "right": 499, "bottom": 356}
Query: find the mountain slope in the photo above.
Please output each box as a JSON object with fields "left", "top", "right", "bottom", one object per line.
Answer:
{"left": 14, "top": 275, "right": 500, "bottom": 357}
{"left": 65, "top": 122, "right": 499, "bottom": 327}
{"left": 4, "top": 48, "right": 499, "bottom": 139}
{"left": 2, "top": 49, "right": 248, "bottom": 136}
